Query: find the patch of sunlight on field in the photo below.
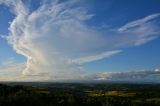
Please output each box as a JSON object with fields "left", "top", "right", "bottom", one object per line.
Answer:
{"left": 87, "top": 90, "right": 136, "bottom": 97}
{"left": 37, "top": 90, "right": 50, "bottom": 94}
{"left": 146, "top": 98, "right": 160, "bottom": 103}
{"left": 105, "top": 91, "right": 135, "bottom": 97}
{"left": 35, "top": 89, "right": 50, "bottom": 94}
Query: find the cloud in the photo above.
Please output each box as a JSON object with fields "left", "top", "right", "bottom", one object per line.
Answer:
{"left": 118, "top": 13, "right": 160, "bottom": 32}
{"left": 118, "top": 13, "right": 160, "bottom": 46}
{"left": 86, "top": 68, "right": 160, "bottom": 82}
{"left": 0, "top": 0, "right": 160, "bottom": 81}
{"left": 67, "top": 50, "right": 122, "bottom": 65}
{"left": 0, "top": 63, "right": 160, "bottom": 82}
{"left": 1, "top": 57, "right": 14, "bottom": 66}
{"left": 0, "top": 63, "right": 25, "bottom": 81}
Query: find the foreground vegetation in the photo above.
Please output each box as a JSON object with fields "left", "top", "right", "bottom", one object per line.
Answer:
{"left": 0, "top": 83, "right": 160, "bottom": 106}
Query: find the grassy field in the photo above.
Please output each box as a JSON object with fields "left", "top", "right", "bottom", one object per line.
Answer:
{"left": 0, "top": 83, "right": 160, "bottom": 106}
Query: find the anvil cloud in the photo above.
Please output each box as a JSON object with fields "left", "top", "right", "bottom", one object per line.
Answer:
{"left": 0, "top": 0, "right": 160, "bottom": 81}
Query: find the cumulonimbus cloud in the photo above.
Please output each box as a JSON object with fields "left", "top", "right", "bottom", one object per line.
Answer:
{"left": 0, "top": 0, "right": 160, "bottom": 81}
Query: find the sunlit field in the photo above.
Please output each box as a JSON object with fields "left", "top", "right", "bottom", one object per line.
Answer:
{"left": 0, "top": 83, "right": 160, "bottom": 106}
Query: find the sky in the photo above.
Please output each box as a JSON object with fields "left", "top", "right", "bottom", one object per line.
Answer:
{"left": 0, "top": 0, "right": 160, "bottom": 82}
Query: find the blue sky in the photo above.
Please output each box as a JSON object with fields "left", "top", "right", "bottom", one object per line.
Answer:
{"left": 85, "top": 0, "right": 160, "bottom": 72}
{"left": 0, "top": 0, "right": 160, "bottom": 82}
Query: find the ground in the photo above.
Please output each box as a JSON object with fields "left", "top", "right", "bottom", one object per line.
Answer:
{"left": 0, "top": 82, "right": 160, "bottom": 106}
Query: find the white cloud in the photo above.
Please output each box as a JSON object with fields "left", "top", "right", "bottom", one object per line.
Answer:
{"left": 0, "top": 63, "right": 160, "bottom": 82}
{"left": 1, "top": 57, "right": 15, "bottom": 66}
{"left": 0, "top": 63, "right": 25, "bottom": 81}
{"left": 67, "top": 50, "right": 122, "bottom": 65}
{"left": 118, "top": 13, "right": 160, "bottom": 32}
{"left": 87, "top": 68, "right": 160, "bottom": 82}
{"left": 0, "top": 0, "right": 160, "bottom": 81}
{"left": 118, "top": 13, "right": 160, "bottom": 46}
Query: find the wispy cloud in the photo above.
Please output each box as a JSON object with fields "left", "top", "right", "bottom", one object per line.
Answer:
{"left": 91, "top": 68, "right": 160, "bottom": 81}
{"left": 0, "top": 63, "right": 25, "bottom": 81}
{"left": 0, "top": 0, "right": 160, "bottom": 81}
{"left": 67, "top": 50, "right": 122, "bottom": 65}
{"left": 118, "top": 13, "right": 160, "bottom": 46}
{"left": 1, "top": 57, "right": 15, "bottom": 66}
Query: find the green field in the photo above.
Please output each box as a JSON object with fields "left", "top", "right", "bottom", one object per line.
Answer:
{"left": 0, "top": 83, "right": 160, "bottom": 106}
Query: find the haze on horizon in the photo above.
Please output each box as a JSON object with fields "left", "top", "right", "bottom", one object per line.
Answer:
{"left": 0, "top": 0, "right": 160, "bottom": 82}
